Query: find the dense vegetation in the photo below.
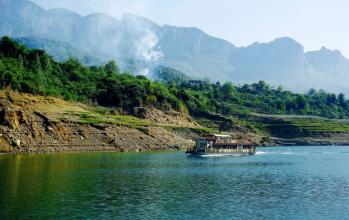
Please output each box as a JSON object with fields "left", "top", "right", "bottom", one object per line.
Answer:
{"left": 155, "top": 66, "right": 349, "bottom": 119}
{"left": 173, "top": 79, "right": 349, "bottom": 118}
{"left": 1, "top": 36, "right": 349, "bottom": 119}
{"left": 0, "top": 37, "right": 181, "bottom": 113}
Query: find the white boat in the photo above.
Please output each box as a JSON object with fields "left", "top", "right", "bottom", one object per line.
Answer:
{"left": 186, "top": 134, "right": 256, "bottom": 156}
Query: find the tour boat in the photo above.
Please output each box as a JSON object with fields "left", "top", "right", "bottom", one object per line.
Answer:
{"left": 186, "top": 134, "right": 256, "bottom": 156}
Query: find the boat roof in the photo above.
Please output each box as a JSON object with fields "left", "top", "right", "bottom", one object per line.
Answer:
{"left": 212, "top": 134, "right": 232, "bottom": 138}
{"left": 197, "top": 134, "right": 232, "bottom": 140}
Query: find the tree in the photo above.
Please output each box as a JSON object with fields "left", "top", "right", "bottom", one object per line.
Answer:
{"left": 307, "top": 88, "right": 316, "bottom": 97}
{"left": 105, "top": 61, "right": 119, "bottom": 75}
{"left": 255, "top": 80, "right": 271, "bottom": 93}
{"left": 338, "top": 93, "right": 347, "bottom": 108}
{"left": 276, "top": 86, "right": 284, "bottom": 93}
{"left": 221, "top": 82, "right": 236, "bottom": 101}
{"left": 327, "top": 94, "right": 337, "bottom": 105}
{"left": 295, "top": 95, "right": 308, "bottom": 111}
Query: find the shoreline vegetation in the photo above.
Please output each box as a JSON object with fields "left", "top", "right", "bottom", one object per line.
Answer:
{"left": 2, "top": 36, "right": 349, "bottom": 154}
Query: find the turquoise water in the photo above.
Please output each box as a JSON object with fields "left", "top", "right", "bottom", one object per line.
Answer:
{"left": 1, "top": 146, "right": 349, "bottom": 219}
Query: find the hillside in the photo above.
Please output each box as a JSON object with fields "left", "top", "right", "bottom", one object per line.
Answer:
{"left": 2, "top": 89, "right": 349, "bottom": 154}
{"left": 0, "top": 90, "right": 200, "bottom": 153}
{"left": 2, "top": 36, "right": 349, "bottom": 119}
{"left": 2, "top": 0, "right": 349, "bottom": 94}
{"left": 1, "top": 37, "right": 349, "bottom": 153}
{"left": 16, "top": 36, "right": 102, "bottom": 66}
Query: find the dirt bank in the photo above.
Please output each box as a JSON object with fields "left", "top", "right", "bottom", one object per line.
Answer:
{"left": 1, "top": 90, "right": 346, "bottom": 154}
{"left": 0, "top": 90, "right": 200, "bottom": 154}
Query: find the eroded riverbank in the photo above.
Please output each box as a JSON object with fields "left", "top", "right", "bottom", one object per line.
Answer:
{"left": 1, "top": 90, "right": 349, "bottom": 155}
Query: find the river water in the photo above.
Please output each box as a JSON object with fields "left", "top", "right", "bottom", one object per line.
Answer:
{"left": 1, "top": 146, "right": 349, "bottom": 219}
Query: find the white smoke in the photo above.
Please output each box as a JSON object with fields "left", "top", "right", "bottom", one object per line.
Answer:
{"left": 103, "top": 13, "right": 164, "bottom": 77}
{"left": 135, "top": 29, "right": 163, "bottom": 62}
{"left": 138, "top": 68, "right": 150, "bottom": 76}
{"left": 134, "top": 29, "right": 163, "bottom": 76}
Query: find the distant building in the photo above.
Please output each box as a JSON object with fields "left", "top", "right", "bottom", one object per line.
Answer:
{"left": 189, "top": 80, "right": 205, "bottom": 87}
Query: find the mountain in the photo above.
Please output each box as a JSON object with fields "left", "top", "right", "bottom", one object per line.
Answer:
{"left": 230, "top": 38, "right": 307, "bottom": 81}
{"left": 1, "top": 0, "right": 349, "bottom": 94}
{"left": 0, "top": 0, "right": 46, "bottom": 36}
{"left": 16, "top": 36, "right": 102, "bottom": 65}
{"left": 306, "top": 47, "right": 349, "bottom": 78}
{"left": 158, "top": 25, "right": 236, "bottom": 80}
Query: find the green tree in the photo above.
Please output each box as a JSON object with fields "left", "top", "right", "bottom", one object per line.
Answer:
{"left": 105, "top": 61, "right": 119, "bottom": 75}
{"left": 338, "top": 93, "right": 347, "bottom": 108}
{"left": 221, "top": 82, "right": 236, "bottom": 101}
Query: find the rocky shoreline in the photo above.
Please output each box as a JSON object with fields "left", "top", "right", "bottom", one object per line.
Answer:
{"left": 0, "top": 111, "right": 197, "bottom": 154}
{"left": 269, "top": 136, "right": 349, "bottom": 147}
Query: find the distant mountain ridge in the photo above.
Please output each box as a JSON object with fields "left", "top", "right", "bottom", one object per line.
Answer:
{"left": 16, "top": 36, "right": 102, "bottom": 66}
{"left": 1, "top": 0, "right": 349, "bottom": 94}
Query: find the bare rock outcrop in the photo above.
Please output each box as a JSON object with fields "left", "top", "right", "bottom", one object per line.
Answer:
{"left": 1, "top": 108, "right": 20, "bottom": 129}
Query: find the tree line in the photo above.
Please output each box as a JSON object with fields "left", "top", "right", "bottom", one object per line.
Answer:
{"left": 1, "top": 36, "right": 349, "bottom": 119}
{"left": 0, "top": 37, "right": 182, "bottom": 113}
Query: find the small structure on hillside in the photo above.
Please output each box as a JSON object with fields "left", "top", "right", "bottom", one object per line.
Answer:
{"left": 189, "top": 80, "right": 205, "bottom": 87}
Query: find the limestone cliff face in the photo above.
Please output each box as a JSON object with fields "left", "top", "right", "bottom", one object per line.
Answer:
{"left": 158, "top": 25, "right": 236, "bottom": 80}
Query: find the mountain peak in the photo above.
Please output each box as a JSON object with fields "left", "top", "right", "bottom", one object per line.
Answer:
{"left": 46, "top": 8, "right": 81, "bottom": 18}
{"left": 320, "top": 46, "right": 329, "bottom": 51}
{"left": 307, "top": 46, "right": 345, "bottom": 59}
{"left": 271, "top": 37, "right": 303, "bottom": 48}
{"left": 247, "top": 37, "right": 303, "bottom": 51}
{"left": 320, "top": 46, "right": 343, "bottom": 56}
{"left": 122, "top": 13, "right": 159, "bottom": 28}
{"left": 274, "top": 37, "right": 298, "bottom": 43}
{"left": 84, "top": 13, "right": 120, "bottom": 25}
{"left": 85, "top": 13, "right": 117, "bottom": 20}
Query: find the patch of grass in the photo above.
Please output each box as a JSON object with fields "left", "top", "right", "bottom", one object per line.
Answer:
{"left": 238, "top": 112, "right": 349, "bottom": 136}
{"left": 168, "top": 125, "right": 217, "bottom": 135}
{"left": 77, "top": 112, "right": 151, "bottom": 129}
{"left": 288, "top": 118, "right": 349, "bottom": 133}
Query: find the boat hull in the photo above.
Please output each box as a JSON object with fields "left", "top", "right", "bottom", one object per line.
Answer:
{"left": 186, "top": 147, "right": 256, "bottom": 156}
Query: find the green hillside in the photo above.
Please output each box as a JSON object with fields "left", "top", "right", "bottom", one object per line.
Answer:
{"left": 2, "top": 36, "right": 349, "bottom": 139}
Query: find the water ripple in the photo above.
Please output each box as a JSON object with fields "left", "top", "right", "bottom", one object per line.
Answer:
{"left": 1, "top": 146, "right": 349, "bottom": 219}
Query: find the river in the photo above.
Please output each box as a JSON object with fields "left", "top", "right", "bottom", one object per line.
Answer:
{"left": 1, "top": 146, "right": 349, "bottom": 219}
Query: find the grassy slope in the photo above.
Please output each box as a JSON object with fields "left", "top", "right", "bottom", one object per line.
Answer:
{"left": 0, "top": 90, "right": 209, "bottom": 133}
{"left": 239, "top": 113, "right": 349, "bottom": 138}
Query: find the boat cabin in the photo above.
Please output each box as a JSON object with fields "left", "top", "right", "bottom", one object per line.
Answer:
{"left": 189, "top": 134, "right": 256, "bottom": 155}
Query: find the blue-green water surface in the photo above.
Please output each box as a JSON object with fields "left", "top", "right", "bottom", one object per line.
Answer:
{"left": 1, "top": 146, "right": 349, "bottom": 219}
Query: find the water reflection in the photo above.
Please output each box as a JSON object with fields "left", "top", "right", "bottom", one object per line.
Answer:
{"left": 0, "top": 147, "right": 349, "bottom": 219}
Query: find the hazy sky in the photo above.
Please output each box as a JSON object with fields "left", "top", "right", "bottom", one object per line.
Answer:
{"left": 32, "top": 0, "right": 349, "bottom": 56}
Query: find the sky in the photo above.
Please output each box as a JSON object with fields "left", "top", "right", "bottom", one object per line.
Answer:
{"left": 31, "top": 0, "right": 349, "bottom": 57}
